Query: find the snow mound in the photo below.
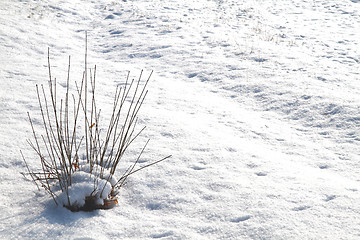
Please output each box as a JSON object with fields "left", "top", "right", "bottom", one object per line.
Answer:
{"left": 56, "top": 162, "right": 118, "bottom": 211}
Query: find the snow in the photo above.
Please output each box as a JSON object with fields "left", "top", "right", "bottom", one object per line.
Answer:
{"left": 1, "top": 0, "right": 360, "bottom": 239}
{"left": 55, "top": 162, "right": 116, "bottom": 209}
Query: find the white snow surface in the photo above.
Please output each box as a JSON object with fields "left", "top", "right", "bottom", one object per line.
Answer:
{"left": 1, "top": 0, "right": 360, "bottom": 239}
{"left": 56, "top": 162, "right": 116, "bottom": 208}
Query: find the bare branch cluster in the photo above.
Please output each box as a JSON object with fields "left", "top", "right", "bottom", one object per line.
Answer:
{"left": 21, "top": 38, "right": 171, "bottom": 211}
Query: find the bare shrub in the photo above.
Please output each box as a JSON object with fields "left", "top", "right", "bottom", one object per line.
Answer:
{"left": 21, "top": 36, "right": 171, "bottom": 211}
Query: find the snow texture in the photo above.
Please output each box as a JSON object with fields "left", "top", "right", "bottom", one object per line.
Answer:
{"left": 55, "top": 162, "right": 116, "bottom": 209}
{"left": 0, "top": 0, "right": 360, "bottom": 239}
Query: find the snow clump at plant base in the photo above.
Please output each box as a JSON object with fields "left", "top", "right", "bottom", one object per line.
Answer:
{"left": 55, "top": 161, "right": 118, "bottom": 211}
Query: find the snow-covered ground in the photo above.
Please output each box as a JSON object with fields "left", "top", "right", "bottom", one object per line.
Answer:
{"left": 1, "top": 0, "right": 359, "bottom": 239}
